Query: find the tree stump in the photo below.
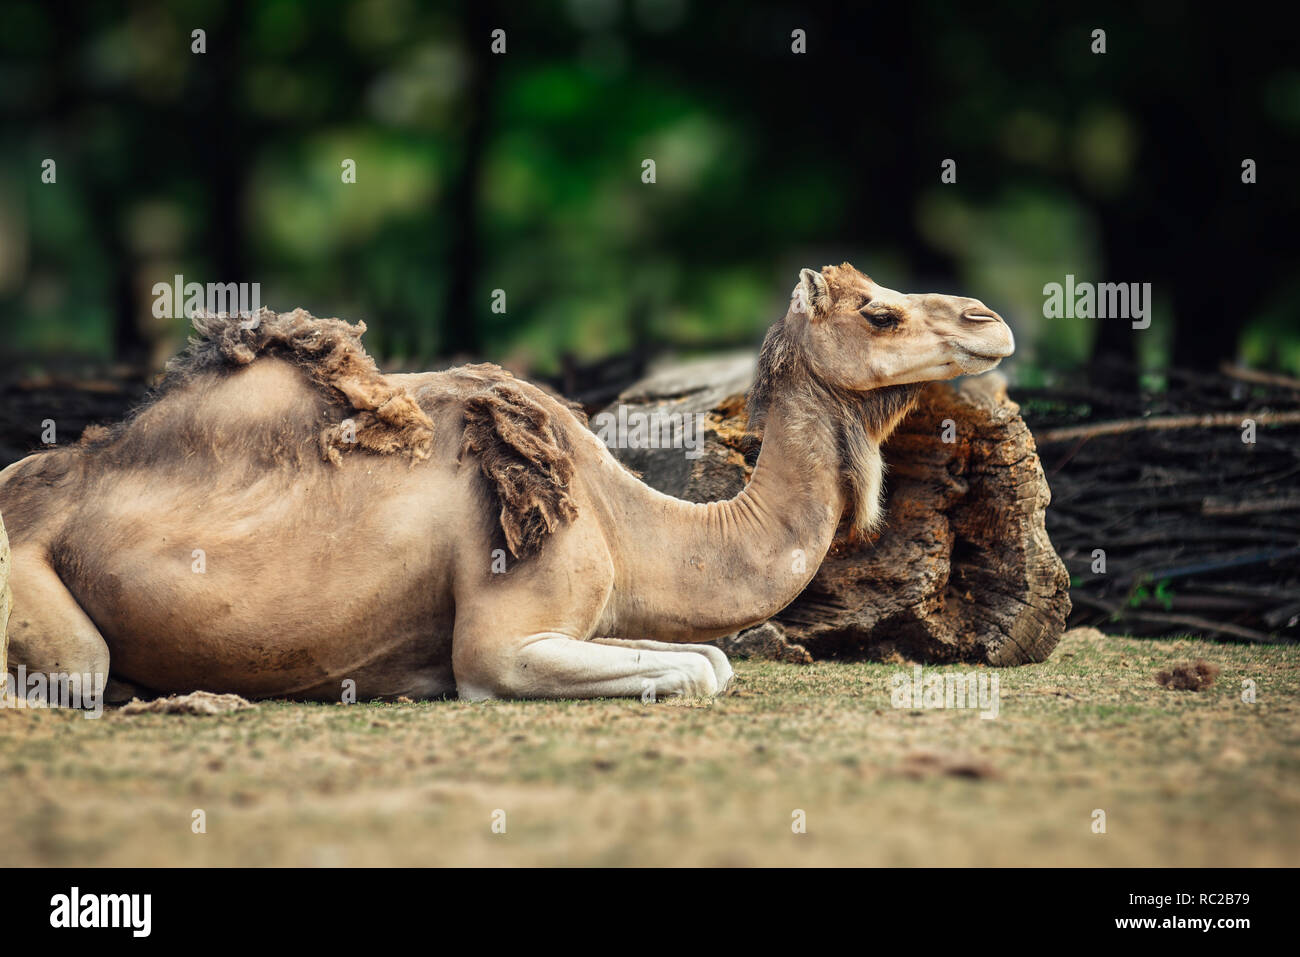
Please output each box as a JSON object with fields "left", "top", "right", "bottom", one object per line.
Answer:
{"left": 599, "top": 357, "right": 1071, "bottom": 665}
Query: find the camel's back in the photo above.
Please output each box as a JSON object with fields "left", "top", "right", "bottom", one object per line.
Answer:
{"left": 0, "top": 309, "right": 608, "bottom": 695}
{"left": 0, "top": 348, "right": 592, "bottom": 554}
{"left": 0, "top": 357, "right": 407, "bottom": 536}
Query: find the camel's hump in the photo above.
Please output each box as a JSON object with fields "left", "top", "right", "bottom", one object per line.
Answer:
{"left": 158, "top": 308, "right": 434, "bottom": 463}
{"left": 164, "top": 309, "right": 579, "bottom": 557}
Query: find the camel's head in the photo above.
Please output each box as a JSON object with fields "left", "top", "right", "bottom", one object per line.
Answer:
{"left": 789, "top": 262, "right": 1014, "bottom": 390}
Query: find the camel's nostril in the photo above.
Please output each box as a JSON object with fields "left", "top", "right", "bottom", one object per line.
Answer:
{"left": 963, "top": 311, "right": 1001, "bottom": 323}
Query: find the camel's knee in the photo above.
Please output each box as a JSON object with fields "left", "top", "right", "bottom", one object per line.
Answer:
{"left": 7, "top": 627, "right": 109, "bottom": 680}
{"left": 6, "top": 549, "right": 110, "bottom": 692}
{"left": 452, "top": 640, "right": 536, "bottom": 701}
{"left": 450, "top": 636, "right": 508, "bottom": 701}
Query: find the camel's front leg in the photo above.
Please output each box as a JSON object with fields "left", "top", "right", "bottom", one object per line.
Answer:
{"left": 5, "top": 547, "right": 110, "bottom": 709}
{"left": 450, "top": 522, "right": 723, "bottom": 701}
{"left": 589, "top": 638, "right": 733, "bottom": 694}
{"left": 453, "top": 630, "right": 721, "bottom": 701}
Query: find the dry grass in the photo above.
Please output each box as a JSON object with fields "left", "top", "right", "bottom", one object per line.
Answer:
{"left": 2, "top": 629, "right": 1297, "bottom": 866}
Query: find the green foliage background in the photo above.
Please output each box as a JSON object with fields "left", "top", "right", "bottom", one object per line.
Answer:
{"left": 0, "top": 0, "right": 1296, "bottom": 376}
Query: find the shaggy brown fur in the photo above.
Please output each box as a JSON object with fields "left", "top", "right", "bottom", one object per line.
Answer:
{"left": 168, "top": 307, "right": 435, "bottom": 464}
{"left": 748, "top": 313, "right": 922, "bottom": 533}
{"left": 456, "top": 366, "right": 580, "bottom": 558}
{"left": 820, "top": 261, "right": 870, "bottom": 299}
{"left": 1156, "top": 659, "right": 1221, "bottom": 691}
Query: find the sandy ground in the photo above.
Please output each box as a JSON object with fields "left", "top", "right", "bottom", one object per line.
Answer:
{"left": 1, "top": 629, "right": 1296, "bottom": 867}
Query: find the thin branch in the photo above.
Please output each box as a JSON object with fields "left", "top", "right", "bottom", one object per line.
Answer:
{"left": 1121, "top": 611, "right": 1286, "bottom": 644}
{"left": 1219, "top": 363, "right": 1300, "bottom": 392}
{"left": 1201, "top": 495, "right": 1300, "bottom": 516}
{"left": 1038, "top": 410, "right": 1300, "bottom": 444}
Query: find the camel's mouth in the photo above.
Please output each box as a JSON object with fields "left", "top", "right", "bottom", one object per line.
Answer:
{"left": 958, "top": 324, "right": 1015, "bottom": 363}
{"left": 945, "top": 345, "right": 1011, "bottom": 380}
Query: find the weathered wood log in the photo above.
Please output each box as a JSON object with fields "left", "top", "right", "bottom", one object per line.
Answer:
{"left": 713, "top": 622, "right": 813, "bottom": 664}
{"left": 599, "top": 358, "right": 1071, "bottom": 665}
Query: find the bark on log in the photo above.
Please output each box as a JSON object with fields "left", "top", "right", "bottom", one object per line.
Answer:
{"left": 600, "top": 358, "right": 1071, "bottom": 665}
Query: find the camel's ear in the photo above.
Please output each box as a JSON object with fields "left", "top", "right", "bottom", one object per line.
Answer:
{"left": 793, "top": 267, "right": 832, "bottom": 319}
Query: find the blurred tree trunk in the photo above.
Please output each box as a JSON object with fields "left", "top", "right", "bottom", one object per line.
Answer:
{"left": 201, "top": 0, "right": 249, "bottom": 292}
{"left": 441, "top": 0, "right": 499, "bottom": 357}
{"left": 1168, "top": 220, "right": 1233, "bottom": 371}
{"left": 1089, "top": 15, "right": 1241, "bottom": 376}
{"left": 892, "top": 5, "right": 959, "bottom": 282}
{"left": 1087, "top": 204, "right": 1141, "bottom": 386}
{"left": 50, "top": 0, "right": 146, "bottom": 362}
{"left": 1171, "top": 17, "right": 1258, "bottom": 372}
{"left": 1162, "top": 46, "right": 1232, "bottom": 372}
{"left": 847, "top": 4, "right": 957, "bottom": 284}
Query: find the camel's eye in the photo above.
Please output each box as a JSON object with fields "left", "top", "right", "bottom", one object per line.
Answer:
{"left": 861, "top": 309, "right": 898, "bottom": 330}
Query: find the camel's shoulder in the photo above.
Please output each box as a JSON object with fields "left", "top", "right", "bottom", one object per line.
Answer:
{"left": 404, "top": 364, "right": 585, "bottom": 559}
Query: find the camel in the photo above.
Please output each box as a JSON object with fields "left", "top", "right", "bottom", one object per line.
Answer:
{"left": 0, "top": 263, "right": 1013, "bottom": 704}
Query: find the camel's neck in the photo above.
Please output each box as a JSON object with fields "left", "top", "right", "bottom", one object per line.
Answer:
{"left": 605, "top": 391, "right": 871, "bottom": 641}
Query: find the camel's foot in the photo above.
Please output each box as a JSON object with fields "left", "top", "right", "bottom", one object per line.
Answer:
{"left": 104, "top": 676, "right": 156, "bottom": 705}
{"left": 590, "top": 639, "right": 734, "bottom": 695}
{"left": 453, "top": 631, "right": 725, "bottom": 701}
